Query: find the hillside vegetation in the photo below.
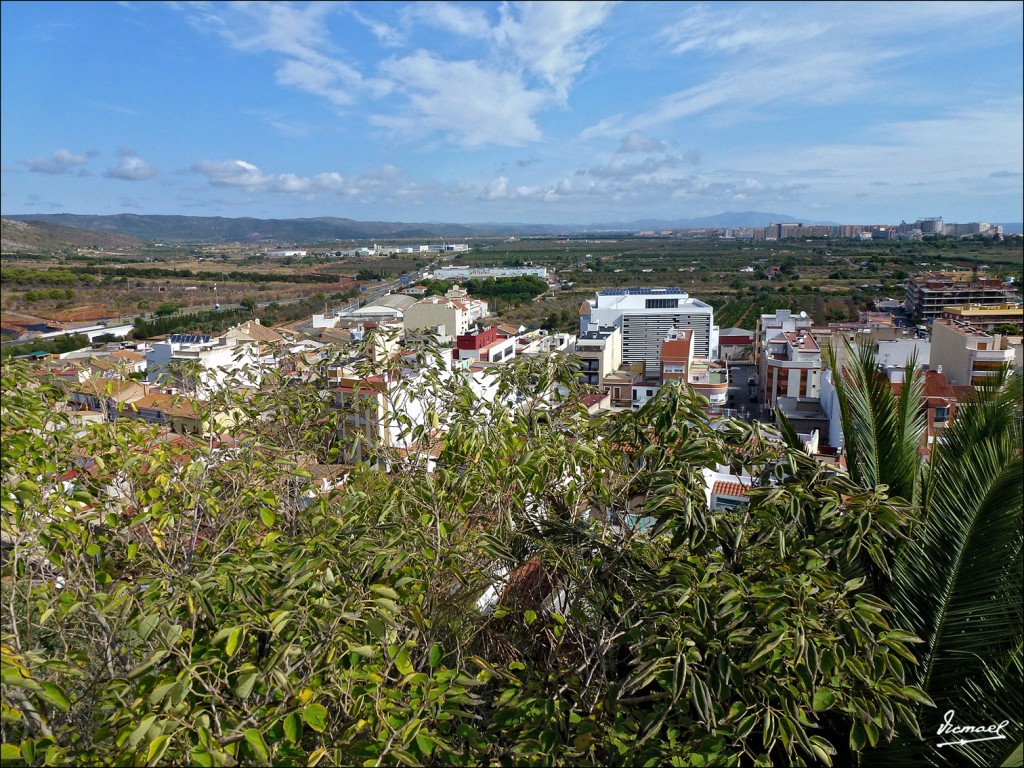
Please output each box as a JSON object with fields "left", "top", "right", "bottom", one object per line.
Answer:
{"left": 1, "top": 218, "right": 145, "bottom": 253}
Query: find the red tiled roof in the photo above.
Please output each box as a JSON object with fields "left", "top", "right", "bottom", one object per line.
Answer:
{"left": 712, "top": 480, "right": 750, "bottom": 498}
{"left": 922, "top": 370, "right": 957, "bottom": 399}
{"left": 661, "top": 338, "right": 691, "bottom": 359}
{"left": 720, "top": 335, "right": 753, "bottom": 346}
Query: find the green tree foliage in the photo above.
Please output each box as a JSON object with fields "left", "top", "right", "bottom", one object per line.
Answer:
{"left": 21, "top": 289, "right": 75, "bottom": 304}
{"left": 2, "top": 345, "right": 1015, "bottom": 766}
{"left": 0, "top": 334, "right": 91, "bottom": 360}
{"left": 421, "top": 276, "right": 549, "bottom": 304}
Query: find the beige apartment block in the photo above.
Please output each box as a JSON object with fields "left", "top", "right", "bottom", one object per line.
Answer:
{"left": 930, "top": 319, "right": 1020, "bottom": 387}
{"left": 940, "top": 302, "right": 1023, "bottom": 332}
{"left": 403, "top": 297, "right": 473, "bottom": 340}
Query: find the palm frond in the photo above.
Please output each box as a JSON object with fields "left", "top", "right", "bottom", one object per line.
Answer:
{"left": 888, "top": 379, "right": 1023, "bottom": 766}
{"left": 826, "top": 339, "right": 925, "bottom": 503}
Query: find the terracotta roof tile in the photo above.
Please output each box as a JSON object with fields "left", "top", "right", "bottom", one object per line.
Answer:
{"left": 712, "top": 480, "right": 750, "bottom": 498}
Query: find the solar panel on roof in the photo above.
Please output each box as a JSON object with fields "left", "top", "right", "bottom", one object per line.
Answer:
{"left": 598, "top": 287, "right": 683, "bottom": 295}
{"left": 170, "top": 334, "right": 211, "bottom": 344}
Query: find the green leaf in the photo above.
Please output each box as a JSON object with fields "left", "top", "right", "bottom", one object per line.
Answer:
{"left": 415, "top": 732, "right": 435, "bottom": 757}
{"left": 244, "top": 729, "right": 269, "bottom": 761}
{"left": 900, "top": 686, "right": 934, "bottom": 706}
{"left": 191, "top": 746, "right": 213, "bottom": 767}
{"left": 395, "top": 649, "right": 414, "bottom": 676}
{"left": 1, "top": 744, "right": 22, "bottom": 761}
{"left": 225, "top": 627, "right": 244, "bottom": 658}
{"left": 235, "top": 671, "right": 258, "bottom": 699}
{"left": 259, "top": 508, "right": 275, "bottom": 526}
{"left": 366, "top": 617, "right": 386, "bottom": 641}
{"left": 813, "top": 689, "right": 836, "bottom": 711}
{"left": 128, "top": 715, "right": 158, "bottom": 748}
{"left": 283, "top": 712, "right": 301, "bottom": 745}
{"left": 850, "top": 721, "right": 866, "bottom": 751}
{"left": 146, "top": 734, "right": 171, "bottom": 766}
{"left": 371, "top": 584, "right": 399, "bottom": 601}
{"left": 524, "top": 609, "right": 537, "bottom": 626}
{"left": 428, "top": 644, "right": 442, "bottom": 669}
{"left": 303, "top": 703, "right": 328, "bottom": 733}
{"left": 38, "top": 683, "right": 71, "bottom": 713}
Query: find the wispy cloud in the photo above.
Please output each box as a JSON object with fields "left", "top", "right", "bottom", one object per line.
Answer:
{"left": 176, "top": 2, "right": 385, "bottom": 108}
{"left": 494, "top": 1, "right": 616, "bottom": 100}
{"left": 584, "top": 1, "right": 1021, "bottom": 140}
{"left": 375, "top": 52, "right": 547, "bottom": 146}
{"left": 105, "top": 148, "right": 158, "bottom": 181}
{"left": 179, "top": 1, "right": 615, "bottom": 147}
{"left": 245, "top": 110, "right": 312, "bottom": 138}
{"left": 23, "top": 148, "right": 90, "bottom": 174}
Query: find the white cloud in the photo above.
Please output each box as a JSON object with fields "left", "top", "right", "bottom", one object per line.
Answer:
{"left": 349, "top": 7, "right": 405, "bottom": 48}
{"left": 617, "top": 131, "right": 668, "bottom": 154}
{"left": 585, "top": 2, "right": 1021, "bottom": 140}
{"left": 496, "top": 1, "right": 617, "bottom": 99}
{"left": 479, "top": 176, "right": 510, "bottom": 201}
{"left": 376, "top": 52, "right": 546, "bottom": 146}
{"left": 177, "top": 2, "right": 385, "bottom": 108}
{"left": 408, "top": 2, "right": 492, "bottom": 38}
{"left": 105, "top": 148, "right": 158, "bottom": 181}
{"left": 24, "top": 148, "right": 90, "bottom": 174}
{"left": 191, "top": 159, "right": 346, "bottom": 194}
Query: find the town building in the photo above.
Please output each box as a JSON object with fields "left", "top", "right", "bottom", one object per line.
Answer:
{"left": 574, "top": 326, "right": 622, "bottom": 389}
{"left": 145, "top": 332, "right": 261, "bottom": 392}
{"left": 432, "top": 266, "right": 548, "bottom": 280}
{"left": 930, "top": 319, "right": 1021, "bottom": 387}
{"left": 580, "top": 287, "right": 718, "bottom": 371}
{"left": 905, "top": 271, "right": 1019, "bottom": 320}
{"left": 940, "top": 303, "right": 1023, "bottom": 332}
{"left": 659, "top": 328, "right": 728, "bottom": 405}
{"left": 754, "top": 310, "right": 820, "bottom": 406}
{"left": 755, "top": 312, "right": 822, "bottom": 408}
{"left": 403, "top": 296, "right": 478, "bottom": 340}
{"left": 455, "top": 326, "right": 517, "bottom": 364}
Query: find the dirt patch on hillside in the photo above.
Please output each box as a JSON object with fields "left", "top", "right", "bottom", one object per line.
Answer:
{"left": 52, "top": 305, "right": 116, "bottom": 323}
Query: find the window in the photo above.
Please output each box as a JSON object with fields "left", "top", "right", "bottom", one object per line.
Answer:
{"left": 645, "top": 298, "right": 679, "bottom": 309}
{"left": 934, "top": 406, "right": 949, "bottom": 423}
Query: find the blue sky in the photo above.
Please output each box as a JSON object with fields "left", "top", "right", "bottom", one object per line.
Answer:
{"left": 2, "top": 1, "right": 1021, "bottom": 225}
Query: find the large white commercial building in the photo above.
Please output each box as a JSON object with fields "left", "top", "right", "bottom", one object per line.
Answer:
{"left": 580, "top": 288, "right": 718, "bottom": 371}
{"left": 432, "top": 266, "right": 548, "bottom": 280}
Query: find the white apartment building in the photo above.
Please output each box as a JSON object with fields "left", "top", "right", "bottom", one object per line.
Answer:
{"left": 432, "top": 266, "right": 549, "bottom": 280}
{"left": 580, "top": 288, "right": 718, "bottom": 372}
{"left": 145, "top": 333, "right": 261, "bottom": 392}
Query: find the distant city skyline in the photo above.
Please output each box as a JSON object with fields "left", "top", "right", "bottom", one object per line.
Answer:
{"left": 2, "top": 1, "right": 1021, "bottom": 225}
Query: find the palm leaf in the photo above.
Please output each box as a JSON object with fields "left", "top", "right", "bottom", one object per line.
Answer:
{"left": 886, "top": 377, "right": 1023, "bottom": 767}
{"left": 826, "top": 339, "right": 925, "bottom": 504}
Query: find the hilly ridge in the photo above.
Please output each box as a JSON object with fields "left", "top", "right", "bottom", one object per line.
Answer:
{"left": 1, "top": 217, "right": 146, "bottom": 252}
{"left": 4, "top": 211, "right": 840, "bottom": 244}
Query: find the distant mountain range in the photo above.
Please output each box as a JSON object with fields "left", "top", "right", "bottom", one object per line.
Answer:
{"left": 4, "top": 211, "right": 843, "bottom": 244}
{"left": 3, "top": 212, "right": 1016, "bottom": 244}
